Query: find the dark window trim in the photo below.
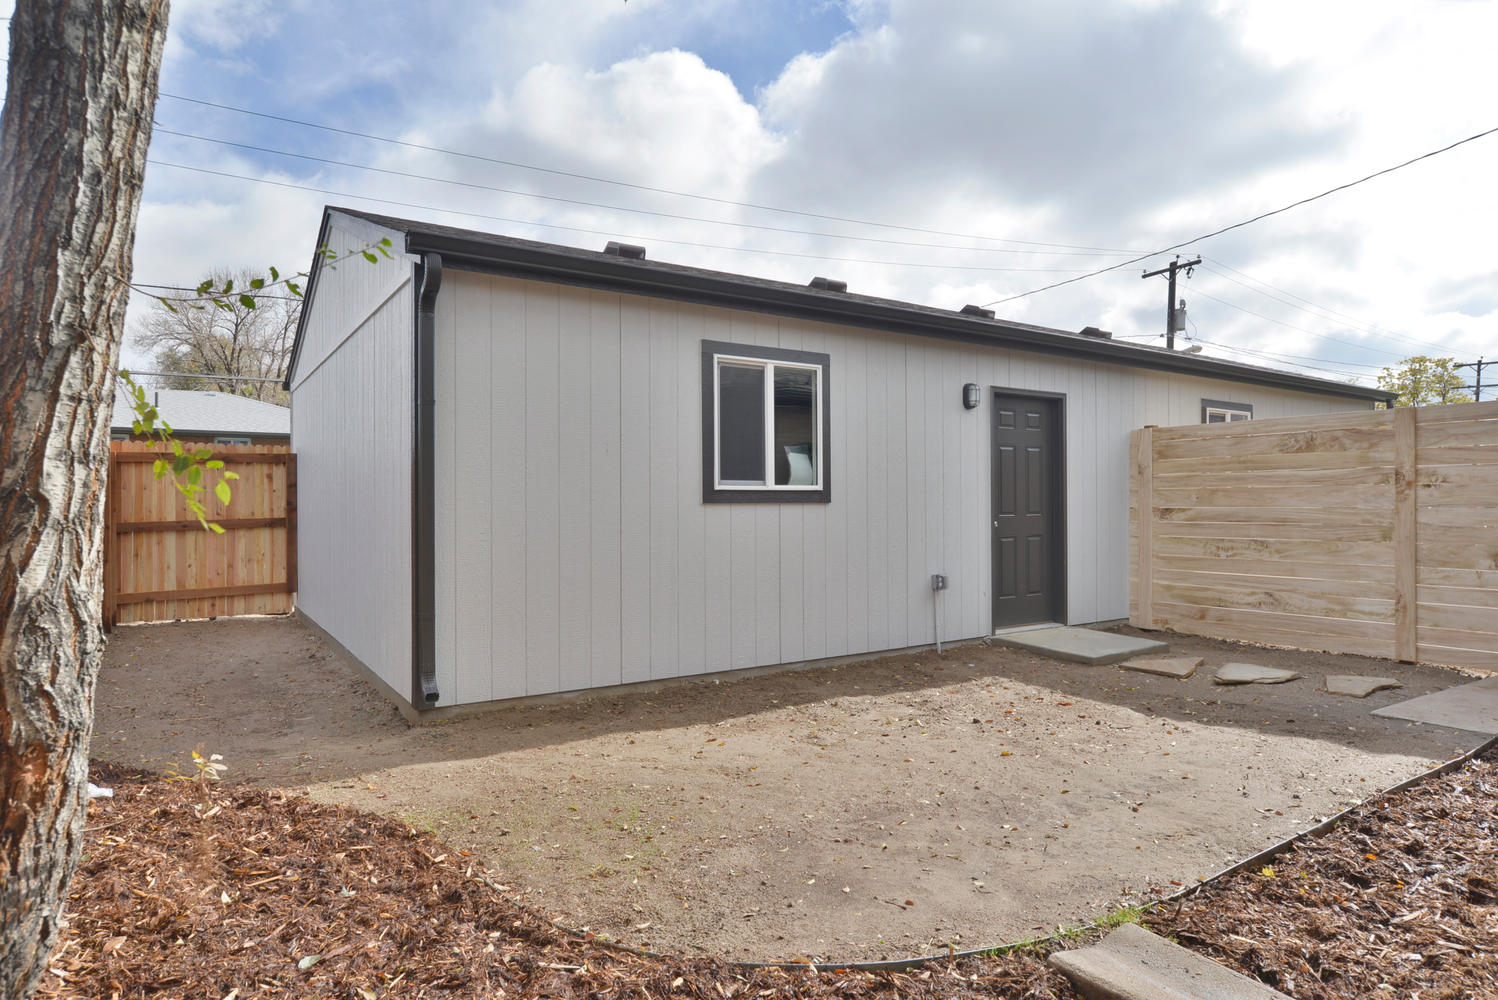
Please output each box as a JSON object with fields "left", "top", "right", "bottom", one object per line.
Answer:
{"left": 989, "top": 385, "right": 1067, "bottom": 628}
{"left": 1201, "top": 398, "right": 1254, "bottom": 423}
{"left": 701, "top": 339, "right": 831, "bottom": 504}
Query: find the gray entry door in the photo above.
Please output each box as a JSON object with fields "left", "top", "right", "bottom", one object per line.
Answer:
{"left": 991, "top": 393, "right": 1063, "bottom": 629}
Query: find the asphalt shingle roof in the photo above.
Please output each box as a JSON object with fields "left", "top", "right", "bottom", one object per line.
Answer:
{"left": 111, "top": 389, "right": 290, "bottom": 438}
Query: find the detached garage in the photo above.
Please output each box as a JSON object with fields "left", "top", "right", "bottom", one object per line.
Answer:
{"left": 284, "top": 207, "right": 1392, "bottom": 715}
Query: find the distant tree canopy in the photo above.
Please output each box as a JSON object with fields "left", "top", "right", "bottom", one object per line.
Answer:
{"left": 1376, "top": 355, "right": 1473, "bottom": 408}
{"left": 131, "top": 268, "right": 300, "bottom": 404}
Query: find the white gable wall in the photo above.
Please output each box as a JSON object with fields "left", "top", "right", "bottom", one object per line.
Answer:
{"left": 290, "top": 217, "right": 415, "bottom": 699}
{"left": 431, "top": 268, "right": 1368, "bottom": 707}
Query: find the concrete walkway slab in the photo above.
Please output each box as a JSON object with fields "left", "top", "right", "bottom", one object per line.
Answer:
{"left": 1372, "top": 675, "right": 1498, "bottom": 735}
{"left": 1120, "top": 655, "right": 1202, "bottom": 679}
{"left": 1213, "top": 663, "right": 1299, "bottom": 685}
{"left": 994, "top": 627, "right": 1168, "bottom": 665}
{"left": 1323, "top": 675, "right": 1402, "bottom": 698}
{"left": 1049, "top": 922, "right": 1292, "bottom": 1000}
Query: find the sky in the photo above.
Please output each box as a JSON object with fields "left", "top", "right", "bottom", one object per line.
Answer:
{"left": 3, "top": 0, "right": 1496, "bottom": 390}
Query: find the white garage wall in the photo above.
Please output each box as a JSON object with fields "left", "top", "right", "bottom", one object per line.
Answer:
{"left": 432, "top": 269, "right": 1367, "bottom": 706}
{"left": 290, "top": 217, "right": 415, "bottom": 699}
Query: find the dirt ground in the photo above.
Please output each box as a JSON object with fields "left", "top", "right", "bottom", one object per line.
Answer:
{"left": 95, "top": 615, "right": 1487, "bottom": 963}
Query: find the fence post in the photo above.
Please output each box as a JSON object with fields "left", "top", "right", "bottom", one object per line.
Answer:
{"left": 1132, "top": 426, "right": 1155, "bottom": 629}
{"left": 103, "top": 452, "right": 119, "bottom": 631}
{"left": 1393, "top": 406, "right": 1417, "bottom": 662}
{"left": 285, "top": 453, "right": 298, "bottom": 597}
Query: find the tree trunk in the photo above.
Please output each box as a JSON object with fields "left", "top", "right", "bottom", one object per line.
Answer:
{"left": 0, "top": 2, "right": 168, "bottom": 996}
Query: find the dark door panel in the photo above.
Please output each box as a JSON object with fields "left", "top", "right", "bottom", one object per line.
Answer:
{"left": 991, "top": 393, "right": 1063, "bottom": 628}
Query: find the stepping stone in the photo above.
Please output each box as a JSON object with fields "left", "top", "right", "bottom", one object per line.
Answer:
{"left": 1213, "top": 662, "right": 1299, "bottom": 686}
{"left": 1049, "top": 922, "right": 1292, "bottom": 1000}
{"left": 994, "top": 626, "right": 1168, "bottom": 665}
{"left": 1373, "top": 675, "right": 1498, "bottom": 735}
{"left": 1323, "top": 675, "right": 1402, "bottom": 698}
{"left": 1120, "top": 655, "right": 1202, "bottom": 679}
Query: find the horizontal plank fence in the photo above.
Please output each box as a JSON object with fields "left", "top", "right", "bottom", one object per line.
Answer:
{"left": 1131, "top": 400, "right": 1498, "bottom": 671}
{"left": 104, "top": 441, "right": 296, "bottom": 627}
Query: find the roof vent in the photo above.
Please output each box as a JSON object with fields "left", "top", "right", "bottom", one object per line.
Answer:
{"left": 603, "top": 241, "right": 647, "bottom": 260}
{"left": 1079, "top": 325, "right": 1113, "bottom": 339}
{"left": 960, "top": 304, "right": 996, "bottom": 319}
{"left": 808, "top": 276, "right": 847, "bottom": 292}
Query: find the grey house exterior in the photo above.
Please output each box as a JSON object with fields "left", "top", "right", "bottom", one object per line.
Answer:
{"left": 285, "top": 207, "right": 1393, "bottom": 714}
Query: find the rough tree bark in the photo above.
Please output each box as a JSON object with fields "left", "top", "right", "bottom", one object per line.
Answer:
{"left": 0, "top": 2, "right": 169, "bottom": 996}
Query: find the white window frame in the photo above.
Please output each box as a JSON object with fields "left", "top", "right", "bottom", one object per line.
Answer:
{"left": 1201, "top": 398, "right": 1253, "bottom": 424}
{"left": 701, "top": 339, "right": 831, "bottom": 504}
{"left": 712, "top": 352, "right": 824, "bottom": 491}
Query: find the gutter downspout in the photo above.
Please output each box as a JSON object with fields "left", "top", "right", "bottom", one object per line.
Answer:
{"left": 412, "top": 253, "right": 442, "bottom": 707}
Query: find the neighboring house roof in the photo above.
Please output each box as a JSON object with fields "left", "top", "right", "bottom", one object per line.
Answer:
{"left": 287, "top": 206, "right": 1396, "bottom": 404}
{"left": 111, "top": 389, "right": 290, "bottom": 438}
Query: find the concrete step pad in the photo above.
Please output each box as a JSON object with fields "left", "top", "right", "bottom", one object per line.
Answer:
{"left": 1049, "top": 923, "right": 1292, "bottom": 1000}
{"left": 994, "top": 626, "right": 1168, "bottom": 665}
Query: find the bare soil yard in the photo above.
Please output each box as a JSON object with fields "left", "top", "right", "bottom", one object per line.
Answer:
{"left": 96, "top": 616, "right": 1485, "bottom": 963}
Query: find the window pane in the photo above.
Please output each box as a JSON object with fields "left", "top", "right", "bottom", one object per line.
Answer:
{"left": 1206, "top": 411, "right": 1227, "bottom": 423}
{"left": 718, "top": 362, "right": 765, "bottom": 484}
{"left": 773, "top": 366, "right": 817, "bottom": 486}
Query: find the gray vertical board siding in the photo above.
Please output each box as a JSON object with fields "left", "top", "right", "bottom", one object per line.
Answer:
{"left": 289, "top": 217, "right": 410, "bottom": 392}
{"left": 589, "top": 291, "right": 623, "bottom": 689}
{"left": 883, "top": 338, "right": 909, "bottom": 649}
{"left": 843, "top": 334, "right": 870, "bottom": 654}
{"left": 903, "top": 341, "right": 928, "bottom": 647}
{"left": 424, "top": 269, "right": 1370, "bottom": 706}
{"left": 558, "top": 288, "right": 594, "bottom": 693}
{"left": 451, "top": 264, "right": 492, "bottom": 705}
{"left": 289, "top": 252, "right": 412, "bottom": 697}
{"left": 676, "top": 304, "right": 708, "bottom": 678}
{"left": 618, "top": 297, "right": 652, "bottom": 684}
{"left": 488, "top": 277, "right": 528, "bottom": 699}
{"left": 525, "top": 284, "right": 563, "bottom": 695}
{"left": 648, "top": 305, "right": 680, "bottom": 680}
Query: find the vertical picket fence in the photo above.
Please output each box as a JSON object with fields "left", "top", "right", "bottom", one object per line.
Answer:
{"left": 104, "top": 441, "right": 297, "bottom": 626}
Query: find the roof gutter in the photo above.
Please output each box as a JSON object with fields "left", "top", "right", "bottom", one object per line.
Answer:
{"left": 411, "top": 252, "right": 442, "bottom": 708}
{"left": 403, "top": 230, "right": 1393, "bottom": 404}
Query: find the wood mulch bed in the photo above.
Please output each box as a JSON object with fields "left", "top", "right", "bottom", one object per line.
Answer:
{"left": 41, "top": 754, "right": 1496, "bottom": 1000}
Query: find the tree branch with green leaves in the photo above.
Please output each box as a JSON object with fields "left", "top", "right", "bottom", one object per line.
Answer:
{"left": 114, "top": 236, "right": 395, "bottom": 530}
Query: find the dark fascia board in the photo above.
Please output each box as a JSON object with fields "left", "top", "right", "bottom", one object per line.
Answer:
{"left": 281, "top": 211, "right": 336, "bottom": 391}
{"left": 324, "top": 207, "right": 1395, "bottom": 404}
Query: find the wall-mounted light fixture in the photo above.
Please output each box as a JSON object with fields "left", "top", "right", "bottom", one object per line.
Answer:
{"left": 962, "top": 383, "right": 981, "bottom": 409}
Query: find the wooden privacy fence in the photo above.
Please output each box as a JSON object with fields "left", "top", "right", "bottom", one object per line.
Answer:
{"left": 1130, "top": 400, "right": 1498, "bottom": 670}
{"left": 104, "top": 441, "right": 297, "bottom": 627}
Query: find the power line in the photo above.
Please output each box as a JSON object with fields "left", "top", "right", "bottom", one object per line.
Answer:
{"left": 133, "top": 281, "right": 303, "bottom": 301}
{"left": 1198, "top": 258, "right": 1453, "bottom": 355}
{"left": 1190, "top": 339, "right": 1376, "bottom": 383}
{"left": 151, "top": 126, "right": 1133, "bottom": 257}
{"left": 981, "top": 122, "right": 1498, "bottom": 307}
{"left": 145, "top": 160, "right": 1104, "bottom": 274}
{"left": 156, "top": 91, "right": 1139, "bottom": 255}
{"left": 121, "top": 370, "right": 285, "bottom": 383}
{"left": 1188, "top": 287, "right": 1410, "bottom": 361}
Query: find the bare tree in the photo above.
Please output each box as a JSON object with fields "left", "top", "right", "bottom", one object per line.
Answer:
{"left": 0, "top": 3, "right": 169, "bottom": 996}
{"left": 133, "top": 270, "right": 300, "bottom": 403}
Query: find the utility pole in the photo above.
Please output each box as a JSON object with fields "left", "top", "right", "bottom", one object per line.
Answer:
{"left": 1456, "top": 357, "right": 1490, "bottom": 402}
{"left": 1141, "top": 256, "right": 1201, "bottom": 350}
